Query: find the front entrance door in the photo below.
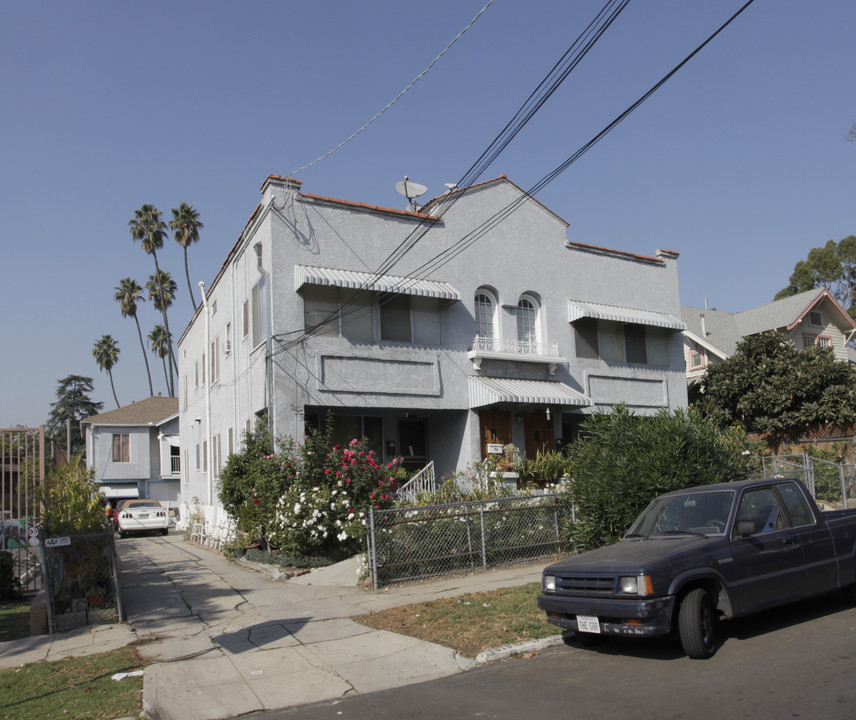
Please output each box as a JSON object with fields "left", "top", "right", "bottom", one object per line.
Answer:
{"left": 398, "top": 418, "right": 427, "bottom": 473}
{"left": 523, "top": 411, "right": 553, "bottom": 459}
{"left": 479, "top": 410, "right": 512, "bottom": 459}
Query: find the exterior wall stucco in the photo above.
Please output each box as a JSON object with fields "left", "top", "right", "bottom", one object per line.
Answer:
{"left": 177, "top": 176, "right": 688, "bottom": 516}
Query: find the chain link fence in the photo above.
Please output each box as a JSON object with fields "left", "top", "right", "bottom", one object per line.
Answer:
{"left": 759, "top": 453, "right": 856, "bottom": 508}
{"left": 365, "top": 493, "right": 573, "bottom": 589}
{"left": 37, "top": 528, "right": 123, "bottom": 633}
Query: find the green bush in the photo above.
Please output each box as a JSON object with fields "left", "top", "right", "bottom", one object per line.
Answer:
{"left": 218, "top": 416, "right": 408, "bottom": 557}
{"left": 564, "top": 405, "right": 754, "bottom": 551}
{"left": 39, "top": 457, "right": 107, "bottom": 536}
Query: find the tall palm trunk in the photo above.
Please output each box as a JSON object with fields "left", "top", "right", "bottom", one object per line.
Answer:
{"left": 151, "top": 249, "right": 175, "bottom": 396}
{"left": 134, "top": 313, "right": 154, "bottom": 396}
{"left": 108, "top": 369, "right": 120, "bottom": 408}
{"left": 183, "top": 246, "right": 197, "bottom": 312}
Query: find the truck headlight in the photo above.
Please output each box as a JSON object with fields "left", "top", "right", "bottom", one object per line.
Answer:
{"left": 543, "top": 575, "right": 556, "bottom": 593}
{"left": 619, "top": 575, "right": 653, "bottom": 596}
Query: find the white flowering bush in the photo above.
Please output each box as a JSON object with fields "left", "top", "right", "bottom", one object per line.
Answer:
{"left": 220, "top": 418, "right": 408, "bottom": 557}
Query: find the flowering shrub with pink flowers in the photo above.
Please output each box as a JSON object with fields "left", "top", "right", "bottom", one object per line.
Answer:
{"left": 219, "top": 418, "right": 409, "bottom": 557}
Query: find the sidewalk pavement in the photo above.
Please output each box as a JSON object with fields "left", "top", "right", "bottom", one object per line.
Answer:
{"left": 0, "top": 533, "right": 558, "bottom": 720}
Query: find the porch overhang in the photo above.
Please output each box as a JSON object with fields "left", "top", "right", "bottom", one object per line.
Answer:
{"left": 295, "top": 265, "right": 460, "bottom": 301}
{"left": 568, "top": 300, "right": 685, "bottom": 330}
{"left": 468, "top": 377, "right": 593, "bottom": 409}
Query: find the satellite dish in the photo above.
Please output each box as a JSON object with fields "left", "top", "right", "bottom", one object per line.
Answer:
{"left": 396, "top": 176, "right": 428, "bottom": 209}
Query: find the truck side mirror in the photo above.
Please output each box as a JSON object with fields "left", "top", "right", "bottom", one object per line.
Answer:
{"left": 736, "top": 520, "right": 755, "bottom": 537}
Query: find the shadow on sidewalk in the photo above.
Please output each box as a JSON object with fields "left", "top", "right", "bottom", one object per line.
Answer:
{"left": 213, "top": 617, "right": 311, "bottom": 654}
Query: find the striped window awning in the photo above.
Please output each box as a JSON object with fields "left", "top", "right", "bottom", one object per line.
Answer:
{"left": 295, "top": 265, "right": 460, "bottom": 301}
{"left": 469, "top": 377, "right": 592, "bottom": 409}
{"left": 568, "top": 300, "right": 686, "bottom": 330}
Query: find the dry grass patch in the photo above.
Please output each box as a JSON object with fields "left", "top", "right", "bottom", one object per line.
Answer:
{"left": 354, "top": 581, "right": 557, "bottom": 657}
{"left": 0, "top": 646, "right": 143, "bottom": 720}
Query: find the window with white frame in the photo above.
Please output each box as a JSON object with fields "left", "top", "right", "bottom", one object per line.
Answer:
{"left": 474, "top": 291, "right": 496, "bottom": 339}
{"left": 516, "top": 295, "right": 539, "bottom": 346}
{"left": 112, "top": 433, "right": 130, "bottom": 463}
{"left": 210, "top": 337, "right": 220, "bottom": 383}
{"left": 690, "top": 349, "right": 706, "bottom": 369}
{"left": 803, "top": 333, "right": 831, "bottom": 349}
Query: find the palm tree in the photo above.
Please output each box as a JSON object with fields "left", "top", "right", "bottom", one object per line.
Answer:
{"left": 146, "top": 270, "right": 178, "bottom": 380}
{"left": 114, "top": 277, "right": 153, "bottom": 397}
{"left": 170, "top": 202, "right": 203, "bottom": 312}
{"left": 93, "top": 334, "right": 121, "bottom": 408}
{"left": 148, "top": 325, "right": 171, "bottom": 392}
{"left": 129, "top": 204, "right": 176, "bottom": 396}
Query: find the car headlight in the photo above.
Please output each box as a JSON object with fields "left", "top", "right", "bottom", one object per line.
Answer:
{"left": 619, "top": 575, "right": 653, "bottom": 596}
{"left": 543, "top": 575, "right": 556, "bottom": 593}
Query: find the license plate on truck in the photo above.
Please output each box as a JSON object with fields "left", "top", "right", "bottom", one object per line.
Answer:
{"left": 577, "top": 615, "right": 601, "bottom": 634}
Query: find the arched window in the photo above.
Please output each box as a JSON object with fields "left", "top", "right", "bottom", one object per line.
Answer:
{"left": 517, "top": 296, "right": 539, "bottom": 347}
{"left": 474, "top": 292, "right": 495, "bottom": 339}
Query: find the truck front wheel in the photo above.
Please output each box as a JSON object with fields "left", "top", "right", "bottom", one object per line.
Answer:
{"left": 679, "top": 588, "right": 718, "bottom": 659}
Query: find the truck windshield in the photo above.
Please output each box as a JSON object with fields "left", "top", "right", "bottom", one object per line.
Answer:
{"left": 626, "top": 490, "right": 735, "bottom": 538}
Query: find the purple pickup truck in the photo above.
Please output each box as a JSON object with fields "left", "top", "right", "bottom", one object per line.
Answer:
{"left": 538, "top": 477, "right": 856, "bottom": 658}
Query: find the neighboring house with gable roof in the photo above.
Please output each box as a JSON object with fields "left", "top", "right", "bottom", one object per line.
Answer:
{"left": 176, "top": 174, "right": 688, "bottom": 522}
{"left": 81, "top": 396, "right": 180, "bottom": 511}
{"left": 682, "top": 288, "right": 856, "bottom": 383}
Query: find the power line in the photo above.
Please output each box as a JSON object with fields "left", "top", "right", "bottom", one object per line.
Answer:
{"left": 288, "top": 0, "right": 495, "bottom": 178}
{"left": 275, "top": 0, "right": 757, "bottom": 354}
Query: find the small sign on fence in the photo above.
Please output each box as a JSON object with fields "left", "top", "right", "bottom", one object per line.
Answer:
{"left": 44, "top": 536, "right": 71, "bottom": 548}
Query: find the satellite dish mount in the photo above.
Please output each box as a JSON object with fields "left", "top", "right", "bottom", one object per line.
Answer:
{"left": 395, "top": 176, "right": 428, "bottom": 211}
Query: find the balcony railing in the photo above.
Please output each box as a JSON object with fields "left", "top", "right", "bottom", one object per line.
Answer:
{"left": 471, "top": 336, "right": 560, "bottom": 357}
{"left": 468, "top": 336, "right": 565, "bottom": 374}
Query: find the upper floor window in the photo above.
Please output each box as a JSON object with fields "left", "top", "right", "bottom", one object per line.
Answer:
{"left": 809, "top": 310, "right": 823, "bottom": 326}
{"left": 803, "top": 333, "right": 831, "bottom": 349}
{"left": 474, "top": 291, "right": 496, "bottom": 339}
{"left": 516, "top": 296, "right": 539, "bottom": 345}
{"left": 112, "top": 433, "right": 130, "bottom": 463}
{"left": 690, "top": 349, "right": 705, "bottom": 369}
{"left": 574, "top": 319, "right": 670, "bottom": 366}
{"left": 302, "top": 287, "right": 442, "bottom": 346}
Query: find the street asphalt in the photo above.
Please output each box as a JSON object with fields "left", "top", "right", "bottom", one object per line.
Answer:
{"left": 0, "top": 533, "right": 557, "bottom": 720}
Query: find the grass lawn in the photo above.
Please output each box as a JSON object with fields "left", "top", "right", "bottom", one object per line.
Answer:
{"left": 0, "top": 646, "right": 144, "bottom": 720}
{"left": 353, "top": 581, "right": 560, "bottom": 657}
{"left": 0, "top": 598, "right": 31, "bottom": 643}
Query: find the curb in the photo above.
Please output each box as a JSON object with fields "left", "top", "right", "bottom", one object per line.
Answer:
{"left": 472, "top": 633, "right": 566, "bottom": 665}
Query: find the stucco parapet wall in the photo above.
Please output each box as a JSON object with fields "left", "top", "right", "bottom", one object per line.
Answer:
{"left": 566, "top": 241, "right": 678, "bottom": 266}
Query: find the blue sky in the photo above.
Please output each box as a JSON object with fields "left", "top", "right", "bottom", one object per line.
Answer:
{"left": 1, "top": 0, "right": 854, "bottom": 427}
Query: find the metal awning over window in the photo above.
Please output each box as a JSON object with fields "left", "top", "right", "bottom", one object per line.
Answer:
{"left": 97, "top": 485, "right": 140, "bottom": 499}
{"left": 295, "top": 265, "right": 460, "bottom": 301}
{"left": 568, "top": 300, "right": 686, "bottom": 330}
{"left": 469, "top": 377, "right": 592, "bottom": 409}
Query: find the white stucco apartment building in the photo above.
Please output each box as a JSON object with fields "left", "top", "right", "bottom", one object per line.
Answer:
{"left": 177, "top": 174, "right": 688, "bottom": 520}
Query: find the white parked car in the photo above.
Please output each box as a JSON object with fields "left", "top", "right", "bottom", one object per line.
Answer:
{"left": 117, "top": 499, "right": 169, "bottom": 538}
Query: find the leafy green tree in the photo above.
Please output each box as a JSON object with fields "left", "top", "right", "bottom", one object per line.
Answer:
{"left": 148, "top": 325, "right": 172, "bottom": 392}
{"left": 775, "top": 235, "right": 856, "bottom": 315}
{"left": 170, "top": 202, "right": 203, "bottom": 312}
{"left": 46, "top": 375, "right": 103, "bottom": 457}
{"left": 693, "top": 332, "right": 856, "bottom": 439}
{"left": 92, "top": 335, "right": 121, "bottom": 408}
{"left": 114, "top": 277, "right": 153, "bottom": 397}
{"left": 130, "top": 204, "right": 176, "bottom": 395}
{"left": 146, "top": 270, "right": 178, "bottom": 380}
{"left": 39, "top": 457, "right": 107, "bottom": 536}
{"left": 564, "top": 406, "right": 753, "bottom": 551}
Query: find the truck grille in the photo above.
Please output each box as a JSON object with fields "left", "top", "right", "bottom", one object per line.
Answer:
{"left": 556, "top": 575, "right": 617, "bottom": 594}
